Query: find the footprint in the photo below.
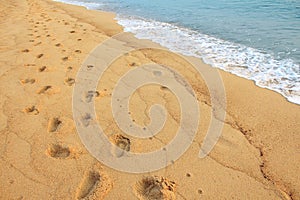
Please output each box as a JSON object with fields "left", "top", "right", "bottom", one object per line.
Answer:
{"left": 47, "top": 144, "right": 70, "bottom": 159}
{"left": 62, "top": 56, "right": 68, "bottom": 61}
{"left": 75, "top": 50, "right": 81, "bottom": 53}
{"left": 37, "top": 53, "right": 44, "bottom": 58}
{"left": 134, "top": 176, "right": 176, "bottom": 200}
{"left": 34, "top": 42, "right": 42, "bottom": 46}
{"left": 77, "top": 38, "right": 82, "bottom": 41}
{"left": 55, "top": 43, "right": 61, "bottom": 47}
{"left": 22, "top": 49, "right": 30, "bottom": 53}
{"left": 83, "top": 91, "right": 99, "bottom": 103}
{"left": 23, "top": 106, "right": 39, "bottom": 115}
{"left": 160, "top": 86, "right": 170, "bottom": 91}
{"left": 24, "top": 63, "right": 36, "bottom": 67}
{"left": 70, "top": 30, "right": 75, "bottom": 33}
{"left": 86, "top": 65, "right": 94, "bottom": 70}
{"left": 38, "top": 66, "right": 47, "bottom": 72}
{"left": 80, "top": 113, "right": 92, "bottom": 127}
{"left": 47, "top": 117, "right": 61, "bottom": 132}
{"left": 20, "top": 78, "right": 36, "bottom": 84}
{"left": 37, "top": 85, "right": 52, "bottom": 94}
{"left": 64, "top": 77, "right": 75, "bottom": 86}
{"left": 66, "top": 66, "right": 72, "bottom": 72}
{"left": 111, "top": 134, "right": 130, "bottom": 157}
{"left": 76, "top": 171, "right": 101, "bottom": 199}
{"left": 129, "top": 62, "right": 137, "bottom": 67}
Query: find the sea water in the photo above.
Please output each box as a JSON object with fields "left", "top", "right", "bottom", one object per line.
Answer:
{"left": 57, "top": 0, "right": 300, "bottom": 104}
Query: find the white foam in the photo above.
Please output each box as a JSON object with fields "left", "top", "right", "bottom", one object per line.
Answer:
{"left": 54, "top": 0, "right": 103, "bottom": 10}
{"left": 117, "top": 16, "right": 300, "bottom": 105}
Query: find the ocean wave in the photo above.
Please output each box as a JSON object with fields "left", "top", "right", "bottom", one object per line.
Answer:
{"left": 53, "top": 0, "right": 103, "bottom": 10}
{"left": 116, "top": 16, "right": 300, "bottom": 105}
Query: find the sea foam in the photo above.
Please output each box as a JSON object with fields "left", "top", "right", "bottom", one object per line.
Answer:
{"left": 117, "top": 16, "right": 300, "bottom": 105}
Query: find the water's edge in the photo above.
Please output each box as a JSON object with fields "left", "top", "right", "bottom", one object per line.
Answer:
{"left": 54, "top": 0, "right": 300, "bottom": 105}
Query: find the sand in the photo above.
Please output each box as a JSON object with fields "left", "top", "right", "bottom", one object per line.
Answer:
{"left": 0, "top": 0, "right": 299, "bottom": 199}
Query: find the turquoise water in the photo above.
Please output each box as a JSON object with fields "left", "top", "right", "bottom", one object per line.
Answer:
{"left": 57, "top": 0, "right": 300, "bottom": 104}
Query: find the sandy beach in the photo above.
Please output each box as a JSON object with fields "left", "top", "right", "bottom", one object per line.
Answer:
{"left": 0, "top": 0, "right": 299, "bottom": 199}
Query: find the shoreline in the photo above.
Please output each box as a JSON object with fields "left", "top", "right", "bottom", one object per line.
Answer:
{"left": 55, "top": 0, "right": 300, "bottom": 106}
{"left": 0, "top": 0, "right": 299, "bottom": 199}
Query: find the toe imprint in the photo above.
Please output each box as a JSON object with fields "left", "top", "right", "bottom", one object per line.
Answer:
{"left": 24, "top": 106, "right": 39, "bottom": 115}
{"left": 47, "top": 117, "right": 61, "bottom": 132}
{"left": 47, "top": 144, "right": 70, "bottom": 159}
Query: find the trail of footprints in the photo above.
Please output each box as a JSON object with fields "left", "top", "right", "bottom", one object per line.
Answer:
{"left": 19, "top": 11, "right": 117, "bottom": 199}
{"left": 19, "top": 9, "right": 182, "bottom": 200}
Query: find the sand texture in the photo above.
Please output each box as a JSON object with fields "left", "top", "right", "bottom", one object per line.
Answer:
{"left": 0, "top": 0, "right": 299, "bottom": 199}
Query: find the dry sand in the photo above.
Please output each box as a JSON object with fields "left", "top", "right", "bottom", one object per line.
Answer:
{"left": 0, "top": 0, "right": 299, "bottom": 199}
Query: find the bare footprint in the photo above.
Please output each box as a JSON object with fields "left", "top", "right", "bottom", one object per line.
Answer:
{"left": 38, "top": 66, "right": 47, "bottom": 72}
{"left": 66, "top": 66, "right": 72, "bottom": 72}
{"left": 23, "top": 106, "right": 39, "bottom": 115}
{"left": 83, "top": 90, "right": 99, "bottom": 103}
{"left": 37, "top": 53, "right": 44, "bottom": 58}
{"left": 62, "top": 56, "right": 68, "bottom": 61}
{"left": 111, "top": 134, "right": 130, "bottom": 157}
{"left": 134, "top": 176, "right": 176, "bottom": 200}
{"left": 80, "top": 113, "right": 92, "bottom": 127}
{"left": 64, "top": 77, "right": 75, "bottom": 86}
{"left": 20, "top": 78, "right": 36, "bottom": 84}
{"left": 129, "top": 62, "right": 137, "bottom": 67}
{"left": 76, "top": 171, "right": 100, "bottom": 199}
{"left": 86, "top": 65, "right": 94, "bottom": 70}
{"left": 37, "top": 85, "right": 52, "bottom": 94}
{"left": 47, "top": 117, "right": 61, "bottom": 132}
{"left": 47, "top": 144, "right": 70, "bottom": 159}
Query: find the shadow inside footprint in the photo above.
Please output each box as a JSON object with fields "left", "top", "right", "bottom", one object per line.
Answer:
{"left": 64, "top": 77, "right": 75, "bottom": 86}
{"left": 83, "top": 91, "right": 99, "bottom": 103}
{"left": 47, "top": 144, "right": 70, "bottom": 159}
{"left": 37, "top": 85, "right": 52, "bottom": 94}
{"left": 38, "top": 66, "right": 47, "bottom": 72}
{"left": 20, "top": 78, "right": 36, "bottom": 84}
{"left": 62, "top": 56, "right": 68, "bottom": 61}
{"left": 24, "top": 106, "right": 39, "bottom": 115}
{"left": 80, "top": 113, "right": 92, "bottom": 127}
{"left": 134, "top": 176, "right": 176, "bottom": 200}
{"left": 47, "top": 117, "right": 61, "bottom": 132}
{"left": 37, "top": 53, "right": 44, "bottom": 58}
{"left": 76, "top": 171, "right": 101, "bottom": 199}
{"left": 111, "top": 134, "right": 130, "bottom": 158}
